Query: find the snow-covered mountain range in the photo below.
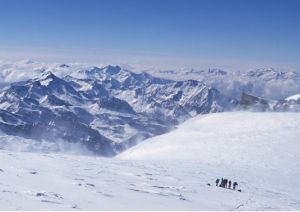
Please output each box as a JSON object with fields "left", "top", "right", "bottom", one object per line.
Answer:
{"left": 0, "top": 61, "right": 237, "bottom": 155}
{"left": 0, "top": 60, "right": 299, "bottom": 155}
{"left": 152, "top": 67, "right": 300, "bottom": 100}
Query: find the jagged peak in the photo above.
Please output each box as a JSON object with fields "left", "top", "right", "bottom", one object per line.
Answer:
{"left": 59, "top": 63, "right": 70, "bottom": 68}
{"left": 38, "top": 71, "right": 64, "bottom": 86}
{"left": 174, "top": 79, "right": 204, "bottom": 88}
{"left": 41, "top": 71, "right": 57, "bottom": 79}
{"left": 103, "top": 65, "right": 122, "bottom": 75}
{"left": 84, "top": 65, "right": 121, "bottom": 76}
{"left": 207, "top": 68, "right": 227, "bottom": 75}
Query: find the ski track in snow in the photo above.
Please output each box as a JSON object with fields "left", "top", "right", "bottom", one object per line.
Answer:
{"left": 0, "top": 150, "right": 300, "bottom": 210}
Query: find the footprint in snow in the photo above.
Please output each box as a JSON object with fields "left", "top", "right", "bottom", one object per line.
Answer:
{"left": 128, "top": 184, "right": 187, "bottom": 200}
{"left": 2, "top": 189, "right": 18, "bottom": 194}
{"left": 72, "top": 203, "right": 81, "bottom": 209}
{"left": 40, "top": 199, "right": 62, "bottom": 205}
{"left": 36, "top": 191, "right": 64, "bottom": 201}
{"left": 85, "top": 183, "right": 96, "bottom": 187}
{"left": 29, "top": 171, "right": 38, "bottom": 175}
{"left": 97, "top": 191, "right": 114, "bottom": 198}
{"left": 144, "top": 172, "right": 153, "bottom": 176}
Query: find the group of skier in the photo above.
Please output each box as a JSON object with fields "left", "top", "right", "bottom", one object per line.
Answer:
{"left": 216, "top": 178, "right": 238, "bottom": 190}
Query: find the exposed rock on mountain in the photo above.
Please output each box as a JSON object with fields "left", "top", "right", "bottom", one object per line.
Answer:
{"left": 239, "top": 92, "right": 300, "bottom": 112}
{"left": 240, "top": 93, "right": 270, "bottom": 111}
{"left": 0, "top": 65, "right": 236, "bottom": 155}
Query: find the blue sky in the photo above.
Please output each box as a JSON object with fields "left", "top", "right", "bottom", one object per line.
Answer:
{"left": 0, "top": 0, "right": 299, "bottom": 70}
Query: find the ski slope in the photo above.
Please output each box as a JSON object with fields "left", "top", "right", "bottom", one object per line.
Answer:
{"left": 0, "top": 112, "right": 300, "bottom": 210}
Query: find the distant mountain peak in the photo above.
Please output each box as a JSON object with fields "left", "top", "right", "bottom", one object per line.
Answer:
{"left": 104, "top": 65, "right": 121, "bottom": 75}
{"left": 39, "top": 71, "right": 59, "bottom": 86}
{"left": 59, "top": 64, "right": 70, "bottom": 68}
{"left": 18, "top": 59, "right": 35, "bottom": 65}
{"left": 41, "top": 71, "right": 57, "bottom": 79}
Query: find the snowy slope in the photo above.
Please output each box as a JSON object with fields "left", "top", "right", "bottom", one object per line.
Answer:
{"left": 286, "top": 93, "right": 300, "bottom": 101}
{"left": 1, "top": 113, "right": 300, "bottom": 210}
{"left": 119, "top": 112, "right": 300, "bottom": 166}
{"left": 0, "top": 149, "right": 299, "bottom": 210}
{"left": 117, "top": 112, "right": 300, "bottom": 210}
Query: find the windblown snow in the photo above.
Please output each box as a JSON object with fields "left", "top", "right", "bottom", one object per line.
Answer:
{"left": 1, "top": 112, "right": 300, "bottom": 210}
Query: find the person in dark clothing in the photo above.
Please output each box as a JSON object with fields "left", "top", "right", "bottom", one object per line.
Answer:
{"left": 223, "top": 179, "right": 228, "bottom": 188}
{"left": 233, "top": 182, "right": 238, "bottom": 190}
{"left": 220, "top": 178, "right": 224, "bottom": 187}
{"left": 216, "top": 178, "right": 220, "bottom": 186}
{"left": 228, "top": 180, "right": 232, "bottom": 189}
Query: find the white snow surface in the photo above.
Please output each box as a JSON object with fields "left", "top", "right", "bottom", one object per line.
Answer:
{"left": 0, "top": 112, "right": 300, "bottom": 210}
{"left": 286, "top": 93, "right": 300, "bottom": 101}
{"left": 119, "top": 112, "right": 300, "bottom": 163}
